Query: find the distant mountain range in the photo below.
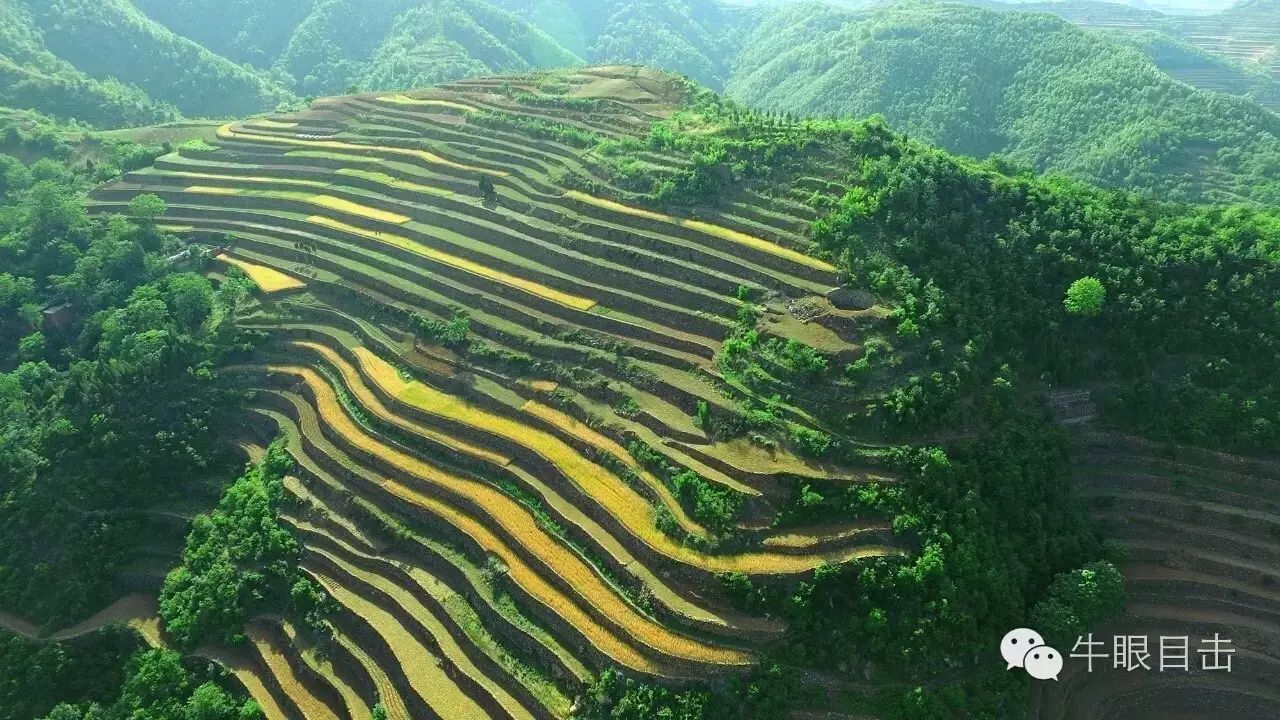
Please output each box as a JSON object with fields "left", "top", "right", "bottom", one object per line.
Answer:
{"left": 1, "top": 0, "right": 1277, "bottom": 203}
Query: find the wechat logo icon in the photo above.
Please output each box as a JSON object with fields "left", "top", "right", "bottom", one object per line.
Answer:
{"left": 1001, "top": 628, "right": 1062, "bottom": 681}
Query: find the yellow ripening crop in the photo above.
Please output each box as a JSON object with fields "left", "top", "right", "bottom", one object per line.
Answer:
{"left": 763, "top": 523, "right": 877, "bottom": 550}
{"left": 377, "top": 95, "right": 479, "bottom": 113}
{"left": 217, "top": 122, "right": 505, "bottom": 176}
{"left": 163, "top": 170, "right": 327, "bottom": 188}
{"left": 309, "top": 195, "right": 411, "bottom": 224}
{"left": 520, "top": 399, "right": 708, "bottom": 539}
{"left": 215, "top": 254, "right": 306, "bottom": 293}
{"left": 342, "top": 343, "right": 884, "bottom": 574}
{"left": 312, "top": 543, "right": 537, "bottom": 720}
{"left": 248, "top": 119, "right": 299, "bottom": 129}
{"left": 185, "top": 179, "right": 411, "bottom": 225}
{"left": 311, "top": 573, "right": 491, "bottom": 720}
{"left": 281, "top": 621, "right": 372, "bottom": 720}
{"left": 564, "top": 190, "right": 835, "bottom": 273}
{"left": 355, "top": 346, "right": 683, "bottom": 536}
{"left": 186, "top": 185, "right": 240, "bottom": 195}
{"left": 306, "top": 215, "right": 595, "bottom": 311}
{"left": 245, "top": 625, "right": 342, "bottom": 720}
{"left": 273, "top": 361, "right": 751, "bottom": 669}
{"left": 199, "top": 646, "right": 291, "bottom": 720}
{"left": 329, "top": 630, "right": 411, "bottom": 720}
{"left": 336, "top": 168, "right": 453, "bottom": 198}
{"left": 350, "top": 345, "right": 865, "bottom": 573}
{"left": 311, "top": 341, "right": 511, "bottom": 467}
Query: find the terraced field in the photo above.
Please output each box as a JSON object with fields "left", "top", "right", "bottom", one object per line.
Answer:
{"left": 1038, "top": 405, "right": 1280, "bottom": 719}
{"left": 1020, "top": 0, "right": 1280, "bottom": 111}
{"left": 89, "top": 66, "right": 903, "bottom": 719}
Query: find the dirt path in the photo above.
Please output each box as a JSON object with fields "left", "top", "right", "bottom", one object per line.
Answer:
{"left": 0, "top": 594, "right": 164, "bottom": 645}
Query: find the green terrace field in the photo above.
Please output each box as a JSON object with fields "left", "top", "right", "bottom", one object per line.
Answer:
{"left": 86, "top": 66, "right": 906, "bottom": 719}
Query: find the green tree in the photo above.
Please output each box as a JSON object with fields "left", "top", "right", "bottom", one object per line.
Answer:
{"left": 1030, "top": 561, "right": 1126, "bottom": 644}
{"left": 1064, "top": 277, "right": 1106, "bottom": 317}
{"left": 478, "top": 175, "right": 497, "bottom": 202}
{"left": 159, "top": 440, "right": 323, "bottom": 648}
{"left": 184, "top": 683, "right": 238, "bottom": 720}
{"left": 128, "top": 194, "right": 167, "bottom": 222}
{"left": 166, "top": 274, "right": 215, "bottom": 329}
{"left": 18, "top": 331, "right": 46, "bottom": 362}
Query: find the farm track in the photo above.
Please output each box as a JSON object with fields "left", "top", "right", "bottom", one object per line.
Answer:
{"left": 93, "top": 69, "right": 906, "bottom": 715}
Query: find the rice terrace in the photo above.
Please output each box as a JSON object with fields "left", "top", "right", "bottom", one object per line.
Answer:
{"left": 71, "top": 66, "right": 920, "bottom": 719}
{"left": 6, "top": 2, "right": 1280, "bottom": 712}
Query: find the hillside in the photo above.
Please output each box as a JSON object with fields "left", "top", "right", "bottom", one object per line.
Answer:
{"left": 1117, "top": 29, "right": 1280, "bottom": 113}
{"left": 3, "top": 0, "right": 1278, "bottom": 205}
{"left": 0, "top": 0, "right": 179, "bottom": 127}
{"left": 19, "top": 0, "right": 295, "bottom": 119}
{"left": 129, "top": 0, "right": 745, "bottom": 94}
{"left": 17, "top": 65, "right": 1093, "bottom": 719}
{"left": 1016, "top": 0, "right": 1280, "bottom": 85}
{"left": 728, "top": 1, "right": 1280, "bottom": 204}
{"left": 0, "top": 61, "right": 1249, "bottom": 720}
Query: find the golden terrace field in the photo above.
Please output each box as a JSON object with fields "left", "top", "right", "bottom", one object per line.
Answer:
{"left": 87, "top": 66, "right": 902, "bottom": 719}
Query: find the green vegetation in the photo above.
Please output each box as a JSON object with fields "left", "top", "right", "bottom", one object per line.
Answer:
{"left": 728, "top": 1, "right": 1280, "bottom": 204}
{"left": 3, "top": 13, "right": 1274, "bottom": 711}
{"left": 0, "top": 1, "right": 177, "bottom": 127}
{"left": 628, "top": 440, "right": 742, "bottom": 533}
{"left": 0, "top": 154, "right": 253, "bottom": 626}
{"left": 0, "top": 627, "right": 136, "bottom": 720}
{"left": 1030, "top": 560, "right": 1126, "bottom": 646}
{"left": 813, "top": 142, "right": 1280, "bottom": 450}
{"left": 38, "top": 649, "right": 261, "bottom": 720}
{"left": 19, "top": 0, "right": 293, "bottom": 119}
{"left": 1063, "top": 276, "right": 1105, "bottom": 317}
{"left": 0, "top": 140, "right": 259, "bottom": 720}
{"left": 4, "top": 0, "right": 1277, "bottom": 207}
{"left": 575, "top": 665, "right": 797, "bottom": 720}
{"left": 159, "top": 440, "right": 330, "bottom": 648}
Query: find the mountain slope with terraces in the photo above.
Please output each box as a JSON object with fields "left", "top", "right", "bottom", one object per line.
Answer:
{"left": 1035, "top": 394, "right": 1280, "bottom": 720}
{"left": 87, "top": 66, "right": 920, "bottom": 719}
{"left": 1006, "top": 0, "right": 1280, "bottom": 104}
{"left": 82, "top": 58, "right": 1279, "bottom": 719}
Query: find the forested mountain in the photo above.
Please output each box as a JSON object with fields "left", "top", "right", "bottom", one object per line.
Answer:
{"left": 4, "top": 62, "right": 1276, "bottom": 720}
{"left": 2, "top": 0, "right": 1277, "bottom": 205}
{"left": 279, "top": 0, "right": 582, "bottom": 95}
{"left": 728, "top": 1, "right": 1280, "bottom": 204}
{"left": 0, "top": 1, "right": 178, "bottom": 128}
{"left": 131, "top": 0, "right": 744, "bottom": 94}
{"left": 1011, "top": 0, "right": 1280, "bottom": 83}
{"left": 1117, "top": 29, "right": 1280, "bottom": 112}
{"left": 0, "top": 0, "right": 294, "bottom": 124}
{"left": 494, "top": 0, "right": 748, "bottom": 88}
